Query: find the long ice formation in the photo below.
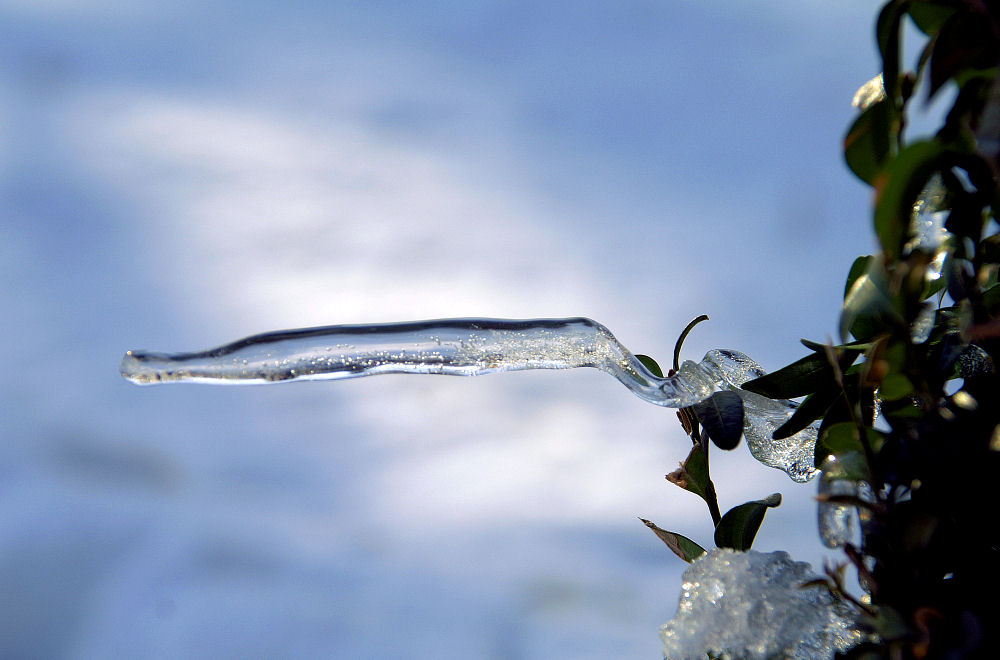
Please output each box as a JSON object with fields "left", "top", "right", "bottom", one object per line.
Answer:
{"left": 121, "top": 317, "right": 818, "bottom": 481}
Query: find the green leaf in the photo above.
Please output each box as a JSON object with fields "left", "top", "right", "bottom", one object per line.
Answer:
{"left": 841, "top": 255, "right": 900, "bottom": 341}
{"left": 844, "top": 98, "right": 893, "bottom": 184}
{"left": 741, "top": 352, "right": 832, "bottom": 399}
{"left": 714, "top": 493, "right": 782, "bottom": 551}
{"left": 742, "top": 344, "right": 864, "bottom": 400}
{"left": 640, "top": 518, "right": 706, "bottom": 563}
{"left": 634, "top": 354, "right": 663, "bottom": 378}
{"left": 879, "top": 372, "right": 915, "bottom": 400}
{"left": 772, "top": 380, "right": 842, "bottom": 440}
{"left": 876, "top": 1, "right": 907, "bottom": 104}
{"left": 844, "top": 255, "right": 874, "bottom": 300}
{"left": 799, "top": 338, "right": 874, "bottom": 354}
{"left": 815, "top": 422, "right": 879, "bottom": 479}
{"left": 983, "top": 282, "right": 1000, "bottom": 315}
{"left": 907, "top": 2, "right": 956, "bottom": 36}
{"left": 929, "top": 10, "right": 1000, "bottom": 98}
{"left": 943, "top": 256, "right": 973, "bottom": 304}
{"left": 692, "top": 391, "right": 744, "bottom": 450}
{"left": 874, "top": 141, "right": 945, "bottom": 261}
{"left": 666, "top": 444, "right": 712, "bottom": 504}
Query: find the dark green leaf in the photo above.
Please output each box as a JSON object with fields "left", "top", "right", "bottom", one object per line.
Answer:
{"left": 742, "top": 345, "right": 863, "bottom": 400}
{"left": 844, "top": 99, "right": 893, "bottom": 184}
{"left": 907, "top": 2, "right": 956, "bottom": 36}
{"left": 880, "top": 372, "right": 914, "bottom": 400}
{"left": 943, "top": 256, "right": 973, "bottom": 304}
{"left": 943, "top": 186, "right": 988, "bottom": 246}
{"left": 844, "top": 255, "right": 874, "bottom": 300}
{"left": 714, "top": 493, "right": 782, "bottom": 551}
{"left": 841, "top": 254, "right": 900, "bottom": 341}
{"left": 635, "top": 354, "right": 663, "bottom": 378}
{"left": 876, "top": 1, "right": 907, "bottom": 104}
{"left": 982, "top": 234, "right": 1000, "bottom": 264}
{"left": 692, "top": 391, "right": 744, "bottom": 450}
{"left": 819, "top": 449, "right": 870, "bottom": 483}
{"left": 640, "top": 519, "right": 706, "bottom": 563}
{"left": 799, "top": 338, "right": 874, "bottom": 354}
{"left": 874, "top": 141, "right": 945, "bottom": 261}
{"left": 929, "top": 10, "right": 999, "bottom": 98}
{"left": 983, "top": 282, "right": 1000, "bottom": 315}
{"left": 772, "top": 381, "right": 843, "bottom": 440}
{"left": 666, "top": 444, "right": 711, "bottom": 504}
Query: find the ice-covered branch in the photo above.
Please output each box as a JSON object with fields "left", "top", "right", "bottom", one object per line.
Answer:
{"left": 121, "top": 317, "right": 817, "bottom": 481}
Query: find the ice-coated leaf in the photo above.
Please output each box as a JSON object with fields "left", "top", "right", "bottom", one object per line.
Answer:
{"left": 773, "top": 382, "right": 841, "bottom": 440}
{"left": 742, "top": 346, "right": 861, "bottom": 400}
{"left": 639, "top": 519, "right": 706, "bottom": 563}
{"left": 634, "top": 353, "right": 664, "bottom": 378}
{"left": 714, "top": 493, "right": 782, "bottom": 551}
{"left": 692, "top": 391, "right": 744, "bottom": 450}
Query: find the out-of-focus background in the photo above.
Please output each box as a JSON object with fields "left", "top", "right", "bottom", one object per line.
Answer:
{"left": 2, "top": 2, "right": 879, "bottom": 657}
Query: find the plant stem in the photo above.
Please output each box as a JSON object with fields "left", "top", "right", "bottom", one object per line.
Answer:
{"left": 700, "top": 428, "right": 723, "bottom": 527}
{"left": 672, "top": 314, "right": 710, "bottom": 373}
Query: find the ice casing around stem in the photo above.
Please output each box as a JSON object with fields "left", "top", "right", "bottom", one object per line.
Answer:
{"left": 121, "top": 317, "right": 818, "bottom": 482}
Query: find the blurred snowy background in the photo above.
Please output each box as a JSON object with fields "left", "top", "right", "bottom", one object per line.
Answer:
{"left": 1, "top": 1, "right": 879, "bottom": 658}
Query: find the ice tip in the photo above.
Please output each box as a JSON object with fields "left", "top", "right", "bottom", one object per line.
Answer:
{"left": 119, "top": 349, "right": 164, "bottom": 385}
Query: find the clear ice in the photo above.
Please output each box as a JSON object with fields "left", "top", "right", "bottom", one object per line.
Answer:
{"left": 121, "top": 317, "right": 818, "bottom": 482}
{"left": 818, "top": 471, "right": 859, "bottom": 550}
{"left": 660, "top": 549, "right": 862, "bottom": 660}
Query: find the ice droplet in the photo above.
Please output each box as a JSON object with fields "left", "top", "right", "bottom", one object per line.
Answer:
{"left": 121, "top": 318, "right": 817, "bottom": 481}
{"left": 660, "top": 549, "right": 862, "bottom": 659}
{"left": 818, "top": 474, "right": 859, "bottom": 550}
{"left": 852, "top": 74, "right": 885, "bottom": 111}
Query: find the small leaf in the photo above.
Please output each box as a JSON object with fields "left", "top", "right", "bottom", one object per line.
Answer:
{"left": 692, "top": 391, "right": 744, "bottom": 450}
{"left": 844, "top": 98, "right": 893, "bottom": 184}
{"left": 640, "top": 519, "right": 706, "bottom": 563}
{"left": 666, "top": 444, "right": 711, "bottom": 503}
{"left": 714, "top": 493, "right": 782, "bottom": 551}
{"left": 635, "top": 354, "right": 663, "bottom": 378}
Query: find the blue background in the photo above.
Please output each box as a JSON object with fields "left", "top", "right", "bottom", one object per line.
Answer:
{"left": 2, "top": 2, "right": 883, "bottom": 657}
